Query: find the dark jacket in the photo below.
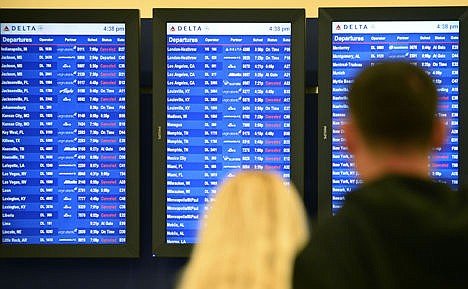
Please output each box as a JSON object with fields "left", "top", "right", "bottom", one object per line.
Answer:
{"left": 293, "top": 175, "right": 468, "bottom": 289}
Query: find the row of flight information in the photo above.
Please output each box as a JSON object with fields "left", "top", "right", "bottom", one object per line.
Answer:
{"left": 331, "top": 21, "right": 460, "bottom": 214}
{"left": 165, "top": 23, "right": 293, "bottom": 243}
{"left": 1, "top": 23, "right": 128, "bottom": 244}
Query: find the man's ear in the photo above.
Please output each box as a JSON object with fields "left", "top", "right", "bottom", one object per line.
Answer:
{"left": 431, "top": 118, "right": 446, "bottom": 149}
{"left": 342, "top": 121, "right": 356, "bottom": 155}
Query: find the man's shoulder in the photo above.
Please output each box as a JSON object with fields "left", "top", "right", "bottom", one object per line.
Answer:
{"left": 294, "top": 175, "right": 468, "bottom": 289}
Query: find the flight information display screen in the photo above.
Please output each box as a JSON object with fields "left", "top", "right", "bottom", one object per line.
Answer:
{"left": 331, "top": 21, "right": 459, "bottom": 213}
{"left": 165, "top": 22, "right": 292, "bottom": 244}
{"left": 1, "top": 23, "right": 128, "bottom": 245}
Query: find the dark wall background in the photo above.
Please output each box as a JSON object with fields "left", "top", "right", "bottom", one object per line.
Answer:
{"left": 0, "top": 18, "right": 318, "bottom": 289}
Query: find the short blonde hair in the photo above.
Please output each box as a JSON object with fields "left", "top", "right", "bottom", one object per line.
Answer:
{"left": 177, "top": 170, "right": 310, "bottom": 289}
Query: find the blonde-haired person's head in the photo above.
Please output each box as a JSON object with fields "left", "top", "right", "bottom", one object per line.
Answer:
{"left": 177, "top": 170, "right": 310, "bottom": 289}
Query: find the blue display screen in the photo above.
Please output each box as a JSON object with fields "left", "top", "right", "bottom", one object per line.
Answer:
{"left": 331, "top": 21, "right": 459, "bottom": 214}
{"left": 165, "top": 23, "right": 292, "bottom": 243}
{"left": 1, "top": 23, "right": 128, "bottom": 244}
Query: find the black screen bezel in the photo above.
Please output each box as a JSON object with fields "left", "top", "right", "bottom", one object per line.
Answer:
{"left": 317, "top": 6, "right": 468, "bottom": 221}
{"left": 152, "top": 8, "right": 305, "bottom": 257}
{"left": 0, "top": 9, "right": 140, "bottom": 258}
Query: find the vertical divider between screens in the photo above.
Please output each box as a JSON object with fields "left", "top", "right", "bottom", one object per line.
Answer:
{"left": 317, "top": 9, "right": 333, "bottom": 222}
{"left": 291, "top": 10, "right": 306, "bottom": 197}
{"left": 152, "top": 10, "right": 169, "bottom": 257}
{"left": 459, "top": 8, "right": 468, "bottom": 190}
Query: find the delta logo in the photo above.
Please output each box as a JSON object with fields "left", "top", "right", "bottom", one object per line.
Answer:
{"left": 3, "top": 25, "right": 37, "bottom": 32}
{"left": 170, "top": 25, "right": 202, "bottom": 32}
{"left": 337, "top": 24, "right": 368, "bottom": 30}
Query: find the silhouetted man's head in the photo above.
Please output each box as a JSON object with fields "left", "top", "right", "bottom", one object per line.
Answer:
{"left": 348, "top": 61, "right": 438, "bottom": 149}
